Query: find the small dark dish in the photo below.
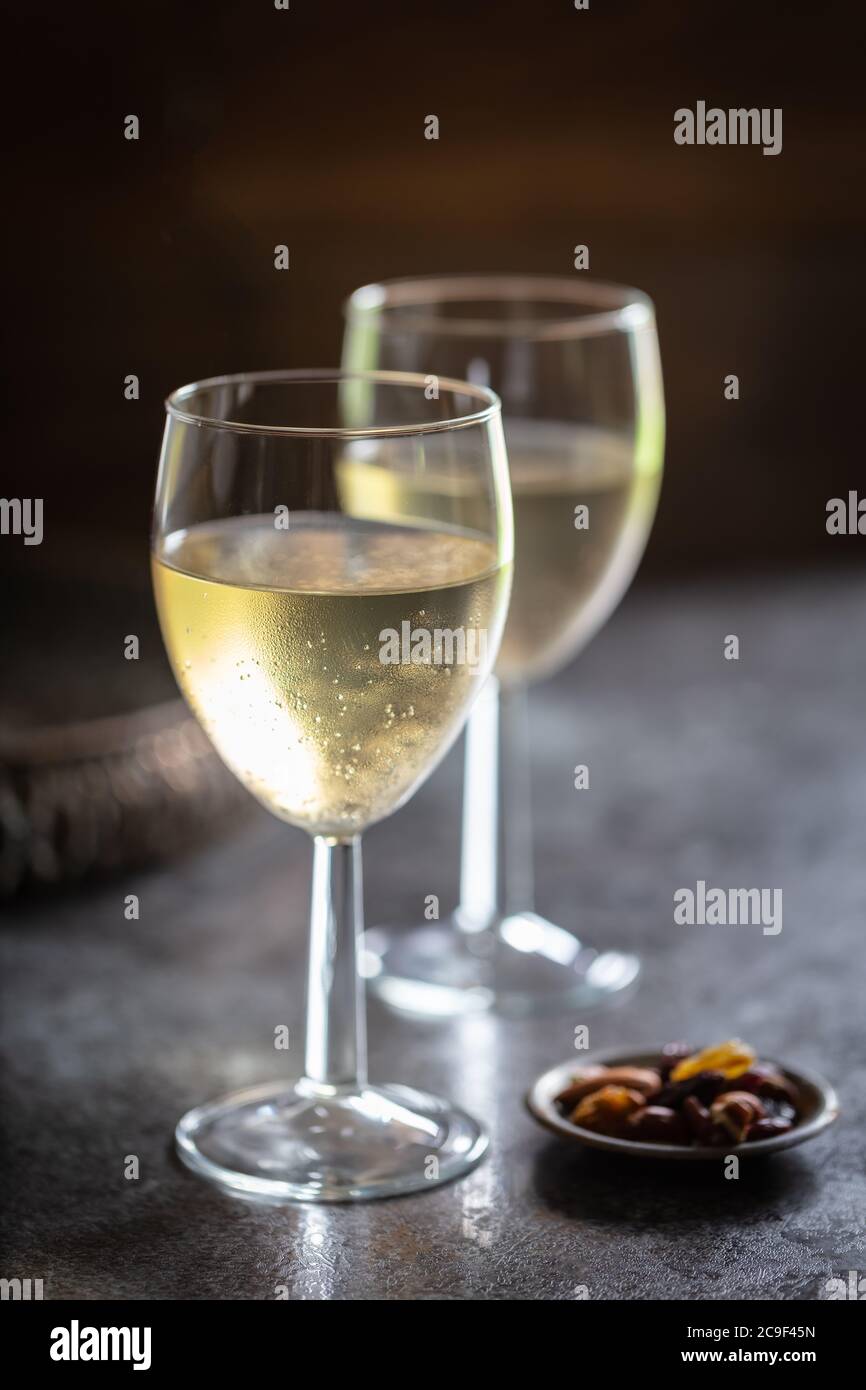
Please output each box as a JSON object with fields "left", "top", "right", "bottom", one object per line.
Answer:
{"left": 527, "top": 1045, "right": 839, "bottom": 1161}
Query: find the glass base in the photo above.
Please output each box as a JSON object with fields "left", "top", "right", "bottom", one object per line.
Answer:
{"left": 362, "top": 912, "right": 641, "bottom": 1017}
{"left": 175, "top": 1078, "right": 488, "bottom": 1204}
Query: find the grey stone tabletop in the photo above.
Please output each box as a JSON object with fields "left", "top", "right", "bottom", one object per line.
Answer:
{"left": 2, "top": 570, "right": 864, "bottom": 1301}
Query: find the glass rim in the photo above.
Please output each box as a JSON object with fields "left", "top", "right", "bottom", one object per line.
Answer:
{"left": 164, "top": 367, "right": 502, "bottom": 438}
{"left": 343, "top": 273, "right": 654, "bottom": 340}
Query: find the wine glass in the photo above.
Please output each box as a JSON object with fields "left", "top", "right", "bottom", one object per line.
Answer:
{"left": 343, "top": 276, "right": 664, "bottom": 1015}
{"left": 151, "top": 368, "right": 513, "bottom": 1201}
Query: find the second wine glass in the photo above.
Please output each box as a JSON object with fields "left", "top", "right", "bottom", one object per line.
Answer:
{"left": 343, "top": 276, "right": 665, "bottom": 1016}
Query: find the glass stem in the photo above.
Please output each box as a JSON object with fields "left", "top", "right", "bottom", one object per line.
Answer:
{"left": 456, "top": 677, "right": 534, "bottom": 933}
{"left": 303, "top": 835, "right": 367, "bottom": 1089}
{"left": 501, "top": 681, "right": 535, "bottom": 915}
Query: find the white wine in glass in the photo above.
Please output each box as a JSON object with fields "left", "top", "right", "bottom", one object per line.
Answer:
{"left": 152, "top": 370, "right": 512, "bottom": 1201}
{"left": 343, "top": 276, "right": 664, "bottom": 1016}
{"left": 154, "top": 514, "right": 506, "bottom": 835}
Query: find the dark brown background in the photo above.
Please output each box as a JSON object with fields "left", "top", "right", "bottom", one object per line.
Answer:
{"left": 4, "top": 0, "right": 864, "bottom": 587}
